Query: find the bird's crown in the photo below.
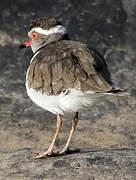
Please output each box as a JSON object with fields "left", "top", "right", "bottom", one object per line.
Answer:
{"left": 29, "top": 17, "right": 67, "bottom": 35}
{"left": 29, "top": 17, "right": 62, "bottom": 30}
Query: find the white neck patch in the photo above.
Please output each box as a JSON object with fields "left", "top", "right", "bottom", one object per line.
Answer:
{"left": 30, "top": 25, "right": 67, "bottom": 35}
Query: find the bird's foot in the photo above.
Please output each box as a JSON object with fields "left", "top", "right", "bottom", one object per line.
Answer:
{"left": 32, "top": 148, "right": 71, "bottom": 159}
{"left": 59, "top": 148, "right": 70, "bottom": 155}
{"left": 32, "top": 150, "right": 59, "bottom": 159}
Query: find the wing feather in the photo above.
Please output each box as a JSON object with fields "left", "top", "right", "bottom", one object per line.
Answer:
{"left": 27, "top": 40, "right": 116, "bottom": 95}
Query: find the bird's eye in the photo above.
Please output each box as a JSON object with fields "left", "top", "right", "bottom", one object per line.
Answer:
{"left": 32, "top": 32, "right": 39, "bottom": 40}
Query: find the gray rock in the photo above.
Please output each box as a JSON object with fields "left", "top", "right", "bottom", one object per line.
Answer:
{"left": 0, "top": 148, "right": 136, "bottom": 180}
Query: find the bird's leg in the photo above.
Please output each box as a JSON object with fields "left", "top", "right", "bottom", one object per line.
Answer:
{"left": 59, "top": 112, "right": 78, "bottom": 154}
{"left": 33, "top": 114, "right": 62, "bottom": 159}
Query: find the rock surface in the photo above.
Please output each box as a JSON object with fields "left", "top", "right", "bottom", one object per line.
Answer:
{"left": 0, "top": 0, "right": 136, "bottom": 179}
{"left": 1, "top": 148, "right": 136, "bottom": 180}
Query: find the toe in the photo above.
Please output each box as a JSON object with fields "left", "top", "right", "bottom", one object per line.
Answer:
{"left": 32, "top": 151, "right": 59, "bottom": 159}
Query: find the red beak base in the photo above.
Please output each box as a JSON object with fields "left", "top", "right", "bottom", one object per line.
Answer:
{"left": 24, "top": 40, "right": 31, "bottom": 47}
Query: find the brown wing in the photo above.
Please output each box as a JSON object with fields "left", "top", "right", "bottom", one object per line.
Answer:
{"left": 27, "top": 40, "right": 117, "bottom": 95}
{"left": 71, "top": 43, "right": 116, "bottom": 92}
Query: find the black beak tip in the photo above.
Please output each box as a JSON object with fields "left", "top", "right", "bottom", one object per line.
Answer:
{"left": 19, "top": 44, "right": 26, "bottom": 49}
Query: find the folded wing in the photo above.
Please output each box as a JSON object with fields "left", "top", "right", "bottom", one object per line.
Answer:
{"left": 27, "top": 41, "right": 118, "bottom": 95}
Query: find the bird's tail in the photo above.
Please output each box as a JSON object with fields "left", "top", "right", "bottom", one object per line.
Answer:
{"left": 107, "top": 87, "right": 130, "bottom": 96}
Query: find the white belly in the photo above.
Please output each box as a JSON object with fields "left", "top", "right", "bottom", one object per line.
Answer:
{"left": 25, "top": 82, "right": 96, "bottom": 115}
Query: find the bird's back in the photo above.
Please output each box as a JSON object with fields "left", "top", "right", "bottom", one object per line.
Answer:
{"left": 27, "top": 40, "right": 119, "bottom": 96}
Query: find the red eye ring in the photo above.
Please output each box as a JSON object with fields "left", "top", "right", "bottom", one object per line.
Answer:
{"left": 32, "top": 32, "right": 39, "bottom": 40}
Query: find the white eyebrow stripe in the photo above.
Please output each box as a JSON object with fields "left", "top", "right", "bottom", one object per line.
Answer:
{"left": 31, "top": 25, "right": 67, "bottom": 35}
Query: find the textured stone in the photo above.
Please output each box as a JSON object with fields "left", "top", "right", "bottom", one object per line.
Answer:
{"left": 0, "top": 149, "right": 136, "bottom": 180}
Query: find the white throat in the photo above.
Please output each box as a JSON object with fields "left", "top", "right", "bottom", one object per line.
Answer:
{"left": 30, "top": 25, "right": 67, "bottom": 35}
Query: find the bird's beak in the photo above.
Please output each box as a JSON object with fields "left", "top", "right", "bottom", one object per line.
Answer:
{"left": 24, "top": 40, "right": 31, "bottom": 47}
{"left": 19, "top": 40, "right": 31, "bottom": 49}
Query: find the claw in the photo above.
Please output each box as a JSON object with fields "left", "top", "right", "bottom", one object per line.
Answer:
{"left": 32, "top": 150, "right": 59, "bottom": 159}
{"left": 59, "top": 148, "right": 70, "bottom": 155}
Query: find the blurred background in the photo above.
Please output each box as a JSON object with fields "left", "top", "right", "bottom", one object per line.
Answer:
{"left": 0, "top": 0, "right": 136, "bottom": 152}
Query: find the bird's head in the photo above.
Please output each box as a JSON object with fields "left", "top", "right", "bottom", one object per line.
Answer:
{"left": 22, "top": 17, "right": 68, "bottom": 53}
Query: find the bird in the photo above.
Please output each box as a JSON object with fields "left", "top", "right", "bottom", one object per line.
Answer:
{"left": 21, "top": 17, "right": 127, "bottom": 159}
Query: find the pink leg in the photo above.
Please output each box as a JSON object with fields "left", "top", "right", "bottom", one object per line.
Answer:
{"left": 59, "top": 112, "right": 78, "bottom": 154}
{"left": 33, "top": 114, "right": 62, "bottom": 159}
